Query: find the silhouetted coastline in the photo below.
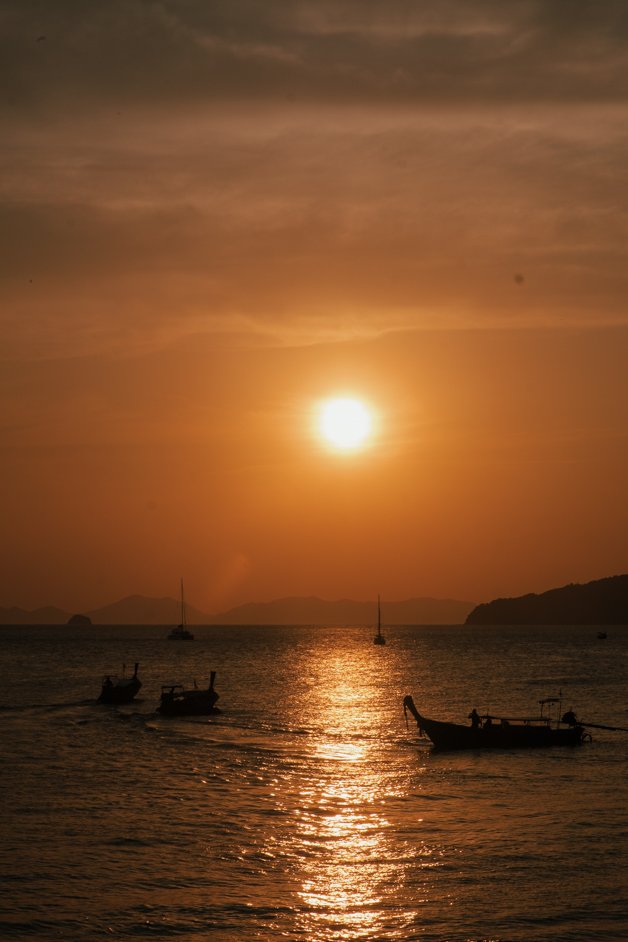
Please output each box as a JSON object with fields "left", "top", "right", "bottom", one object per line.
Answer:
{"left": 466, "top": 574, "right": 628, "bottom": 625}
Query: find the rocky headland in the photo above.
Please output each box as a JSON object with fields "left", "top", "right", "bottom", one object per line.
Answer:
{"left": 465, "top": 574, "right": 628, "bottom": 625}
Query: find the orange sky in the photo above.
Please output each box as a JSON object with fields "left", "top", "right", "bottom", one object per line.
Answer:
{"left": 2, "top": 2, "right": 628, "bottom": 613}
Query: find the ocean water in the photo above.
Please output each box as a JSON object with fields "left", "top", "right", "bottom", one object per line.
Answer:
{"left": 0, "top": 623, "right": 626, "bottom": 942}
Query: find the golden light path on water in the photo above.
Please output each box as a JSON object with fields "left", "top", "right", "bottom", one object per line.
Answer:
{"left": 266, "top": 647, "right": 439, "bottom": 940}
{"left": 296, "top": 740, "right": 402, "bottom": 938}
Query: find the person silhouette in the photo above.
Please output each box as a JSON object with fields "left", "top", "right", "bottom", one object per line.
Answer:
{"left": 561, "top": 709, "right": 578, "bottom": 726}
{"left": 468, "top": 708, "right": 481, "bottom": 729}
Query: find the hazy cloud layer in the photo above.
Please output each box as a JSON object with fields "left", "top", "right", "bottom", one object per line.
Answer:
{"left": 2, "top": 0, "right": 628, "bottom": 359}
{"left": 4, "top": 1, "right": 628, "bottom": 111}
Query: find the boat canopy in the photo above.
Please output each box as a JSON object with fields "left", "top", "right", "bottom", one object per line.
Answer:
{"left": 481, "top": 714, "right": 552, "bottom": 724}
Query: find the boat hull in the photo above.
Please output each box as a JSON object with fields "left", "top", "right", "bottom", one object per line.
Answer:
{"left": 168, "top": 627, "right": 194, "bottom": 640}
{"left": 417, "top": 715, "right": 584, "bottom": 751}
{"left": 158, "top": 690, "right": 220, "bottom": 716}
{"left": 158, "top": 673, "right": 220, "bottom": 716}
{"left": 97, "top": 663, "right": 142, "bottom": 704}
{"left": 403, "top": 696, "right": 585, "bottom": 751}
{"left": 97, "top": 677, "right": 142, "bottom": 705}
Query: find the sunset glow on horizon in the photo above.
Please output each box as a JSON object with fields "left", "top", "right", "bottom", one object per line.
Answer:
{"left": 2, "top": 2, "right": 628, "bottom": 616}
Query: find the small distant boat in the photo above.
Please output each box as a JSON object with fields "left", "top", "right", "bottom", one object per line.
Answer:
{"left": 403, "top": 695, "right": 588, "bottom": 751}
{"left": 597, "top": 631, "right": 607, "bottom": 639}
{"left": 158, "top": 671, "right": 220, "bottom": 716}
{"left": 373, "top": 595, "right": 386, "bottom": 645}
{"left": 168, "top": 624, "right": 194, "bottom": 640}
{"left": 168, "top": 579, "right": 194, "bottom": 640}
{"left": 97, "top": 662, "right": 142, "bottom": 704}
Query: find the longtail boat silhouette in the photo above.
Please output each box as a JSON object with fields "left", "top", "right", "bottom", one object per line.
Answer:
{"left": 403, "top": 695, "right": 595, "bottom": 751}
{"left": 97, "top": 663, "right": 142, "bottom": 704}
{"left": 158, "top": 671, "right": 220, "bottom": 716}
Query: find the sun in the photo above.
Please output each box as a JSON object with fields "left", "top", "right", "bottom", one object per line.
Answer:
{"left": 317, "top": 397, "right": 374, "bottom": 450}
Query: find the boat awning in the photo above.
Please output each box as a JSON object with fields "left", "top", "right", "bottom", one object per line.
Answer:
{"left": 484, "top": 715, "right": 551, "bottom": 724}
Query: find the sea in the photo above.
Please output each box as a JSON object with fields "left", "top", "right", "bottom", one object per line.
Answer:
{"left": 0, "top": 623, "right": 626, "bottom": 942}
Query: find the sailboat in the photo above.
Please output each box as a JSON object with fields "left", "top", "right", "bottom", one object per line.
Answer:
{"left": 168, "top": 579, "right": 195, "bottom": 640}
{"left": 373, "top": 594, "right": 386, "bottom": 645}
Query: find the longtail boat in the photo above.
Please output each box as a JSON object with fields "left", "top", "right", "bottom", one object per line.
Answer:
{"left": 158, "top": 671, "right": 220, "bottom": 716}
{"left": 403, "top": 695, "right": 588, "bottom": 751}
{"left": 97, "top": 662, "right": 142, "bottom": 704}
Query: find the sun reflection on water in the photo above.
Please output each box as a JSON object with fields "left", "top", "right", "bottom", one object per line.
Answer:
{"left": 281, "top": 647, "right": 428, "bottom": 939}
{"left": 295, "top": 761, "right": 402, "bottom": 936}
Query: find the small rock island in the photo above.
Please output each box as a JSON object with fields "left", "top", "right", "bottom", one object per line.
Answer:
{"left": 66, "top": 613, "right": 92, "bottom": 626}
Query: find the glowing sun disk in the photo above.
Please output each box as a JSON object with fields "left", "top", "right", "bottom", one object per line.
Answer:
{"left": 318, "top": 398, "right": 373, "bottom": 450}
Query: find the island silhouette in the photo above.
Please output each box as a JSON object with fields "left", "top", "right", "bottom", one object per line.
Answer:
{"left": 465, "top": 574, "right": 628, "bottom": 625}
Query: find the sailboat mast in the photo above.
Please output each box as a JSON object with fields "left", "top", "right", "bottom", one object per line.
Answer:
{"left": 373, "top": 593, "right": 386, "bottom": 644}
{"left": 180, "top": 578, "right": 187, "bottom": 628}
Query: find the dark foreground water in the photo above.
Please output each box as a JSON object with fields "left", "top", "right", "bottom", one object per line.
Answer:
{"left": 0, "top": 624, "right": 626, "bottom": 942}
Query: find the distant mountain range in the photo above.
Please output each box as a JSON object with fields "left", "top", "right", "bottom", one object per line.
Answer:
{"left": 465, "top": 574, "right": 628, "bottom": 625}
{"left": 0, "top": 594, "right": 474, "bottom": 626}
{"left": 201, "top": 596, "right": 474, "bottom": 626}
{"left": 6, "top": 575, "right": 625, "bottom": 626}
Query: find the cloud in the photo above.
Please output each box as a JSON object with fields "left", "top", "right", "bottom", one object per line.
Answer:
{"left": 3, "top": 0, "right": 628, "bottom": 116}
{"left": 2, "top": 1, "right": 628, "bottom": 360}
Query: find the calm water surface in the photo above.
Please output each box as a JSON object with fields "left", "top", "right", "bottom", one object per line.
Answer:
{"left": 0, "top": 624, "right": 626, "bottom": 941}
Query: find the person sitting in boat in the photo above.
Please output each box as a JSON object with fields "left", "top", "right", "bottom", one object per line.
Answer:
{"left": 483, "top": 715, "right": 493, "bottom": 729}
{"left": 468, "top": 708, "right": 481, "bottom": 729}
{"left": 561, "top": 709, "right": 578, "bottom": 726}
